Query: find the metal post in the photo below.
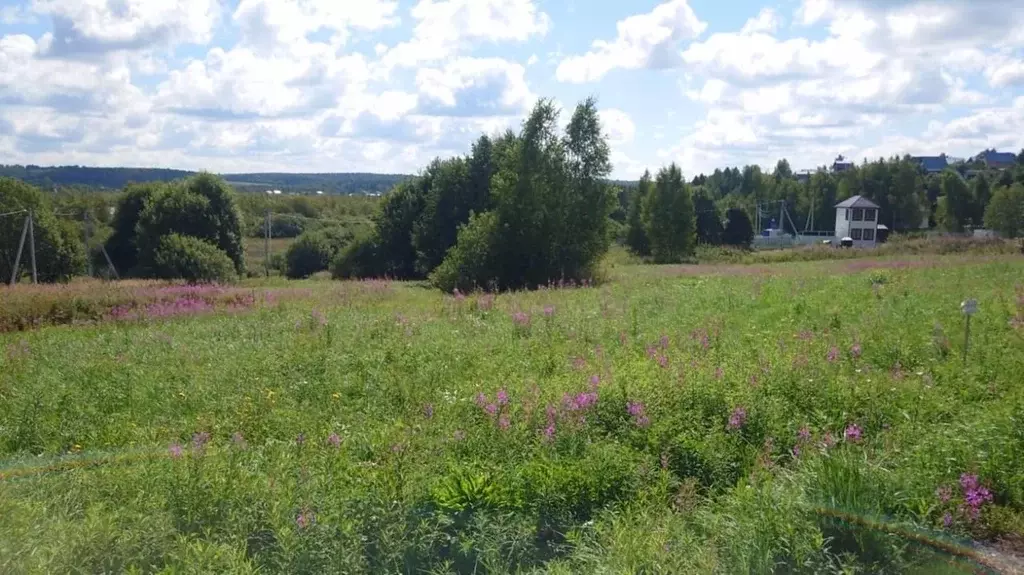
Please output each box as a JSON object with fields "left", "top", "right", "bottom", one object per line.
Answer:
{"left": 28, "top": 210, "right": 37, "bottom": 284}
{"left": 100, "top": 245, "right": 120, "bottom": 280}
{"left": 9, "top": 214, "right": 30, "bottom": 286}
{"left": 264, "top": 209, "right": 271, "bottom": 277}
{"left": 963, "top": 314, "right": 971, "bottom": 365}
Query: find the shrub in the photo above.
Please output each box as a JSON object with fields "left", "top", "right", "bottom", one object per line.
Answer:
{"left": 152, "top": 234, "right": 237, "bottom": 283}
{"left": 722, "top": 208, "right": 754, "bottom": 248}
{"left": 0, "top": 178, "right": 87, "bottom": 283}
{"left": 430, "top": 211, "right": 499, "bottom": 292}
{"left": 331, "top": 234, "right": 383, "bottom": 279}
{"left": 104, "top": 182, "right": 162, "bottom": 275}
{"left": 285, "top": 227, "right": 354, "bottom": 279}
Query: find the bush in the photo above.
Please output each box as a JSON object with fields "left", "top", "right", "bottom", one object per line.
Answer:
{"left": 285, "top": 227, "right": 354, "bottom": 279}
{"left": 152, "top": 234, "right": 237, "bottom": 283}
{"left": 104, "top": 182, "right": 162, "bottom": 275}
{"left": 0, "top": 178, "right": 87, "bottom": 283}
{"left": 430, "top": 211, "right": 499, "bottom": 292}
{"left": 136, "top": 174, "right": 246, "bottom": 276}
{"left": 722, "top": 208, "right": 754, "bottom": 248}
{"left": 331, "top": 234, "right": 382, "bottom": 279}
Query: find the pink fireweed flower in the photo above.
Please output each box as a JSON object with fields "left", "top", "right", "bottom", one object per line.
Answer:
{"left": 498, "top": 414, "right": 511, "bottom": 431}
{"left": 475, "top": 392, "right": 488, "bottom": 407}
{"left": 635, "top": 415, "right": 650, "bottom": 428}
{"left": 327, "top": 433, "right": 341, "bottom": 448}
{"left": 453, "top": 288, "right": 465, "bottom": 302}
{"left": 169, "top": 442, "right": 183, "bottom": 458}
{"left": 496, "top": 388, "right": 509, "bottom": 406}
{"left": 484, "top": 403, "right": 498, "bottom": 416}
{"left": 589, "top": 374, "right": 600, "bottom": 390}
{"left": 936, "top": 485, "right": 952, "bottom": 503}
{"left": 511, "top": 311, "right": 531, "bottom": 327}
{"left": 476, "top": 294, "right": 494, "bottom": 311}
{"left": 727, "top": 407, "right": 747, "bottom": 431}
{"left": 850, "top": 342, "right": 862, "bottom": 359}
{"left": 943, "top": 512, "right": 953, "bottom": 527}
{"left": 192, "top": 432, "right": 210, "bottom": 450}
{"left": 627, "top": 401, "right": 645, "bottom": 417}
{"left": 827, "top": 346, "right": 839, "bottom": 363}
{"left": 296, "top": 510, "right": 315, "bottom": 530}
{"left": 543, "top": 423, "right": 556, "bottom": 442}
{"left": 543, "top": 305, "right": 555, "bottom": 318}
{"left": 659, "top": 335, "right": 669, "bottom": 349}
{"left": 798, "top": 427, "right": 812, "bottom": 441}
{"left": 646, "top": 345, "right": 658, "bottom": 359}
{"left": 657, "top": 354, "right": 669, "bottom": 369}
{"left": 844, "top": 424, "right": 862, "bottom": 442}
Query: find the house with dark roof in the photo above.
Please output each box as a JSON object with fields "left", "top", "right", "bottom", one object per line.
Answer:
{"left": 974, "top": 150, "right": 1016, "bottom": 168}
{"left": 835, "top": 195, "right": 880, "bottom": 246}
{"left": 831, "top": 154, "right": 854, "bottom": 173}
{"left": 910, "top": 154, "right": 948, "bottom": 173}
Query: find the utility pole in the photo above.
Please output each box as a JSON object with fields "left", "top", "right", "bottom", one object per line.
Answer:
{"left": 28, "top": 210, "right": 37, "bottom": 284}
{"left": 9, "top": 214, "right": 29, "bottom": 286}
{"left": 264, "top": 209, "right": 271, "bottom": 277}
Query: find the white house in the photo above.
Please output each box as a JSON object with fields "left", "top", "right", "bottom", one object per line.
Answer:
{"left": 835, "top": 195, "right": 880, "bottom": 246}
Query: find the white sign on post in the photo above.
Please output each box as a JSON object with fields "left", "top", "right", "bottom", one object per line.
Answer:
{"left": 961, "top": 299, "right": 978, "bottom": 316}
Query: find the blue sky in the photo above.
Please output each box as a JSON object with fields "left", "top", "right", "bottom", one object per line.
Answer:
{"left": 1, "top": 0, "right": 1023, "bottom": 178}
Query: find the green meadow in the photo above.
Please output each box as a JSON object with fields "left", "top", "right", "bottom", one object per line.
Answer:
{"left": 1, "top": 254, "right": 1023, "bottom": 573}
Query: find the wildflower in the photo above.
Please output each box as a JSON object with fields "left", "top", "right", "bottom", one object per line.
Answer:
{"left": 635, "top": 415, "right": 650, "bottom": 428}
{"left": 791, "top": 445, "right": 801, "bottom": 458}
{"left": 543, "top": 305, "right": 555, "bottom": 317}
{"left": 943, "top": 512, "right": 953, "bottom": 528}
{"left": 496, "top": 388, "right": 509, "bottom": 406}
{"left": 169, "top": 442, "right": 183, "bottom": 458}
{"left": 192, "top": 432, "right": 210, "bottom": 450}
{"left": 498, "top": 414, "right": 511, "bottom": 431}
{"left": 627, "top": 401, "right": 645, "bottom": 418}
{"left": 475, "top": 392, "right": 488, "bottom": 407}
{"left": 822, "top": 433, "right": 836, "bottom": 448}
{"left": 545, "top": 404, "right": 558, "bottom": 422}
{"left": 511, "top": 311, "right": 531, "bottom": 327}
{"left": 572, "top": 356, "right": 587, "bottom": 370}
{"left": 727, "top": 407, "right": 747, "bottom": 431}
{"left": 659, "top": 335, "right": 669, "bottom": 349}
{"left": 296, "top": 510, "right": 315, "bottom": 529}
{"left": 798, "top": 427, "right": 812, "bottom": 441}
{"left": 589, "top": 374, "right": 600, "bottom": 390}
{"left": 453, "top": 288, "right": 465, "bottom": 302}
{"left": 936, "top": 485, "right": 952, "bottom": 503}
{"left": 423, "top": 403, "right": 434, "bottom": 419}
{"left": 476, "top": 294, "right": 494, "bottom": 311}
{"left": 543, "top": 423, "right": 556, "bottom": 442}
{"left": 484, "top": 403, "right": 498, "bottom": 416}
{"left": 960, "top": 473, "right": 980, "bottom": 492}
{"left": 646, "top": 345, "right": 658, "bottom": 359}
{"left": 844, "top": 424, "right": 862, "bottom": 442}
{"left": 231, "top": 432, "right": 246, "bottom": 449}
{"left": 827, "top": 346, "right": 839, "bottom": 363}
{"left": 850, "top": 342, "right": 862, "bottom": 359}
{"left": 327, "top": 433, "right": 341, "bottom": 448}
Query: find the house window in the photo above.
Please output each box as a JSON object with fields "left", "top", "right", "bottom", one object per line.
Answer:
{"left": 863, "top": 229, "right": 875, "bottom": 241}
{"left": 851, "top": 228, "right": 862, "bottom": 240}
{"left": 845, "top": 209, "right": 849, "bottom": 221}
{"left": 864, "top": 208, "right": 876, "bottom": 221}
{"left": 852, "top": 208, "right": 864, "bottom": 221}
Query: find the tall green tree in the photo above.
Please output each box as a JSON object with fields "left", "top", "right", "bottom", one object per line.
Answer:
{"left": 0, "top": 178, "right": 86, "bottom": 283}
{"left": 693, "top": 189, "right": 723, "bottom": 245}
{"left": 970, "top": 172, "right": 991, "bottom": 226}
{"left": 643, "top": 164, "right": 695, "bottom": 263}
{"left": 374, "top": 179, "right": 428, "bottom": 279}
{"left": 984, "top": 183, "right": 1024, "bottom": 238}
{"left": 936, "top": 170, "right": 972, "bottom": 232}
{"left": 105, "top": 182, "right": 162, "bottom": 275}
{"left": 625, "top": 170, "right": 652, "bottom": 255}
{"left": 887, "top": 159, "right": 926, "bottom": 231}
{"left": 722, "top": 207, "right": 754, "bottom": 247}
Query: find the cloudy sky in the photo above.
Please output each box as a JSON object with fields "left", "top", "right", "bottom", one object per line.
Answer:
{"left": 1, "top": 0, "right": 1023, "bottom": 178}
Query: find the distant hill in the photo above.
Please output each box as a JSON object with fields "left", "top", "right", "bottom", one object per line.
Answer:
{"left": 0, "top": 165, "right": 411, "bottom": 195}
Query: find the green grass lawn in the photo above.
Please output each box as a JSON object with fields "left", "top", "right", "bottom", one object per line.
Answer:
{"left": 1, "top": 255, "right": 1023, "bottom": 573}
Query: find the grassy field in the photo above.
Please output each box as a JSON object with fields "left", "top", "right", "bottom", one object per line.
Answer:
{"left": 1, "top": 255, "right": 1023, "bottom": 573}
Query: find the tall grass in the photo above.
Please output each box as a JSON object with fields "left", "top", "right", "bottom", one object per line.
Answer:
{"left": 1, "top": 256, "right": 1022, "bottom": 572}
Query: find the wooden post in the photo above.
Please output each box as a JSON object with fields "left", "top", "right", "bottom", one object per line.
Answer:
{"left": 9, "top": 214, "right": 30, "bottom": 286}
{"left": 28, "top": 210, "right": 37, "bottom": 284}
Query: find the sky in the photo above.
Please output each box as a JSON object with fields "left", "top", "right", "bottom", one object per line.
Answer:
{"left": 1, "top": 0, "right": 1023, "bottom": 179}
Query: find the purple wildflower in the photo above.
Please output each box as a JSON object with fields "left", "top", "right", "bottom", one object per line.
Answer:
{"left": 511, "top": 311, "right": 531, "bottom": 327}
{"left": 327, "top": 433, "right": 341, "bottom": 448}
{"left": 627, "top": 401, "right": 645, "bottom": 417}
{"left": 476, "top": 294, "right": 494, "bottom": 311}
{"left": 791, "top": 445, "right": 801, "bottom": 458}
{"left": 296, "top": 510, "right": 315, "bottom": 529}
{"left": 936, "top": 485, "right": 952, "bottom": 503}
{"left": 844, "top": 424, "right": 862, "bottom": 442}
{"left": 169, "top": 442, "right": 183, "bottom": 458}
{"left": 572, "top": 356, "right": 587, "bottom": 370}
{"left": 798, "top": 427, "right": 812, "bottom": 441}
{"left": 822, "top": 433, "right": 836, "bottom": 448}
{"left": 850, "top": 342, "right": 862, "bottom": 359}
{"left": 657, "top": 354, "right": 669, "bottom": 369}
{"left": 423, "top": 403, "right": 434, "bottom": 418}
{"left": 659, "top": 335, "right": 669, "bottom": 349}
{"left": 453, "top": 289, "right": 465, "bottom": 302}
{"left": 827, "top": 346, "right": 839, "bottom": 363}
{"left": 589, "top": 374, "right": 600, "bottom": 390}
{"left": 484, "top": 403, "right": 498, "bottom": 416}
{"left": 496, "top": 388, "right": 509, "bottom": 406}
{"left": 943, "top": 512, "right": 953, "bottom": 527}
{"left": 543, "top": 305, "right": 555, "bottom": 318}
{"left": 192, "top": 432, "right": 210, "bottom": 450}
{"left": 727, "top": 407, "right": 747, "bottom": 431}
{"left": 646, "top": 345, "right": 658, "bottom": 359}
{"left": 475, "top": 392, "right": 488, "bottom": 407}
{"left": 498, "top": 414, "right": 511, "bottom": 431}
{"left": 635, "top": 415, "right": 650, "bottom": 428}
{"left": 543, "top": 423, "right": 556, "bottom": 442}
{"left": 960, "top": 473, "right": 980, "bottom": 492}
